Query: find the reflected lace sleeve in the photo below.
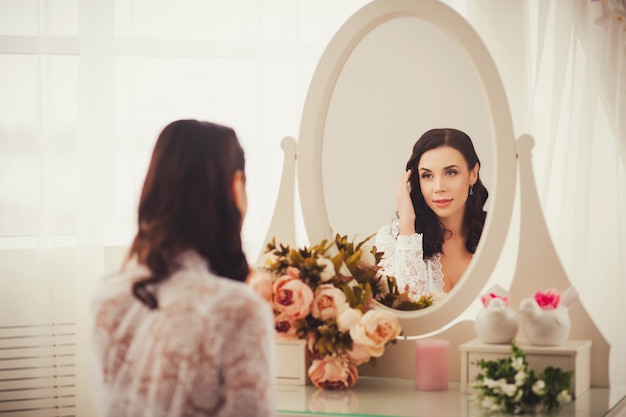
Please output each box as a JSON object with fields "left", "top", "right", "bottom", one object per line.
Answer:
{"left": 375, "top": 220, "right": 430, "bottom": 300}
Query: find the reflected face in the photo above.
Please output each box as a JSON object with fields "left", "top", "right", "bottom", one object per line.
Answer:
{"left": 418, "top": 146, "right": 477, "bottom": 224}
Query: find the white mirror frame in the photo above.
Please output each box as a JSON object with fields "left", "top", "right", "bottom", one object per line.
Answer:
{"left": 297, "top": 0, "right": 518, "bottom": 336}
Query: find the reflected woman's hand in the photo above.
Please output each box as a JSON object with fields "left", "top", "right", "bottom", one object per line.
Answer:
{"left": 396, "top": 170, "right": 416, "bottom": 235}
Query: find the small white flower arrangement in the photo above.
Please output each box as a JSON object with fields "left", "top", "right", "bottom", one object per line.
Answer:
{"left": 472, "top": 341, "right": 573, "bottom": 414}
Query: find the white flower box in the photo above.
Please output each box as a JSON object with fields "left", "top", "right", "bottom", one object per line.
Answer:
{"left": 275, "top": 339, "right": 311, "bottom": 386}
{"left": 460, "top": 338, "right": 591, "bottom": 398}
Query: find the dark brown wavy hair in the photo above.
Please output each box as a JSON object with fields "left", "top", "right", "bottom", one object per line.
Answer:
{"left": 404, "top": 128, "right": 488, "bottom": 259}
{"left": 126, "top": 119, "right": 248, "bottom": 309}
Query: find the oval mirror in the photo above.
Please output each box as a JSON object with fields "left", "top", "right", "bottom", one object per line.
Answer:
{"left": 297, "top": 0, "right": 517, "bottom": 336}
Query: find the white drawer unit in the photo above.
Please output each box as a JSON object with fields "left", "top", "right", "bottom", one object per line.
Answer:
{"left": 275, "top": 339, "right": 311, "bottom": 386}
{"left": 460, "top": 339, "right": 592, "bottom": 398}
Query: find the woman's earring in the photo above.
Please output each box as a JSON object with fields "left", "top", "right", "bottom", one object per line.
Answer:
{"left": 469, "top": 185, "right": 474, "bottom": 196}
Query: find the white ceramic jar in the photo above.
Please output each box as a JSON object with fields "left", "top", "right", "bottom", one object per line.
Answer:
{"left": 474, "top": 297, "right": 519, "bottom": 344}
{"left": 518, "top": 298, "right": 571, "bottom": 346}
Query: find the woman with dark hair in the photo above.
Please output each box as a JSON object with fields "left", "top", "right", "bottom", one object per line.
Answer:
{"left": 376, "top": 128, "right": 488, "bottom": 301}
{"left": 91, "top": 120, "right": 275, "bottom": 417}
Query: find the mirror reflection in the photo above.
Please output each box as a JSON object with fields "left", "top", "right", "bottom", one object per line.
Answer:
{"left": 321, "top": 17, "right": 494, "bottom": 309}
{"left": 375, "top": 128, "right": 488, "bottom": 303}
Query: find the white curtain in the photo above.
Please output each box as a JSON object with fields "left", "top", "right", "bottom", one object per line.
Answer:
{"left": 1, "top": 0, "right": 624, "bottom": 415}
{"left": 457, "top": 0, "right": 626, "bottom": 385}
{"left": 0, "top": 1, "right": 369, "bottom": 415}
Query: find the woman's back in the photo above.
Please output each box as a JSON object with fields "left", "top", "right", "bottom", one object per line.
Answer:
{"left": 91, "top": 250, "right": 276, "bottom": 417}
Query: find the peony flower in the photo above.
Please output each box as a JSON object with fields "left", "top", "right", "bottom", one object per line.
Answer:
{"left": 480, "top": 292, "right": 509, "bottom": 307}
{"left": 349, "top": 310, "right": 401, "bottom": 357}
{"left": 311, "top": 284, "right": 348, "bottom": 321}
{"left": 357, "top": 246, "right": 376, "bottom": 268}
{"left": 274, "top": 312, "right": 300, "bottom": 340}
{"left": 534, "top": 289, "right": 561, "bottom": 309}
{"left": 247, "top": 268, "right": 274, "bottom": 302}
{"left": 346, "top": 343, "right": 370, "bottom": 366}
{"left": 308, "top": 356, "right": 359, "bottom": 390}
{"left": 336, "top": 306, "right": 362, "bottom": 332}
{"left": 273, "top": 269, "right": 314, "bottom": 319}
{"left": 317, "top": 256, "right": 336, "bottom": 282}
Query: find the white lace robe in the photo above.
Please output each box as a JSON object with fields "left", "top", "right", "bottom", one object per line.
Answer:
{"left": 375, "top": 219, "right": 444, "bottom": 300}
{"left": 90, "top": 250, "right": 276, "bottom": 417}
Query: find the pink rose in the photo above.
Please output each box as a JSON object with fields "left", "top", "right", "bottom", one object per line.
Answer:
{"left": 349, "top": 310, "right": 401, "bottom": 357}
{"left": 274, "top": 312, "right": 300, "bottom": 340}
{"left": 480, "top": 292, "right": 509, "bottom": 307}
{"left": 308, "top": 356, "right": 359, "bottom": 390}
{"left": 534, "top": 289, "right": 561, "bottom": 309}
{"left": 273, "top": 268, "right": 314, "bottom": 319}
{"left": 311, "top": 284, "right": 348, "bottom": 321}
{"left": 247, "top": 268, "right": 274, "bottom": 302}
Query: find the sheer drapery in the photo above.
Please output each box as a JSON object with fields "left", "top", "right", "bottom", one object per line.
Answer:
{"left": 460, "top": 0, "right": 626, "bottom": 384}
{"left": 0, "top": 1, "right": 369, "bottom": 415}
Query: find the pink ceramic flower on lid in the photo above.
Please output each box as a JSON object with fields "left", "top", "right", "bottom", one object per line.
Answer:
{"left": 534, "top": 289, "right": 561, "bottom": 309}
{"left": 480, "top": 292, "right": 510, "bottom": 307}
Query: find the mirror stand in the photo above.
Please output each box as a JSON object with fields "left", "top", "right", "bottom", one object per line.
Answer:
{"left": 508, "top": 135, "right": 609, "bottom": 387}
{"left": 258, "top": 134, "right": 610, "bottom": 387}
{"left": 255, "top": 136, "right": 298, "bottom": 266}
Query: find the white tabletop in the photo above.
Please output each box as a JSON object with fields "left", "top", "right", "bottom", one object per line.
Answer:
{"left": 276, "top": 377, "right": 626, "bottom": 417}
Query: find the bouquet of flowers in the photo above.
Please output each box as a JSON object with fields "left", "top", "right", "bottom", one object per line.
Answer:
{"left": 248, "top": 233, "right": 432, "bottom": 389}
{"left": 472, "top": 341, "right": 574, "bottom": 414}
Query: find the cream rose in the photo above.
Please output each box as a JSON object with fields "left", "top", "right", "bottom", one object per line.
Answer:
{"left": 349, "top": 309, "right": 401, "bottom": 357}
{"left": 317, "top": 256, "right": 336, "bottom": 282}
{"left": 357, "top": 246, "right": 376, "bottom": 268}
{"left": 273, "top": 268, "right": 314, "bottom": 319}
{"left": 311, "top": 284, "right": 348, "bottom": 321}
{"left": 336, "top": 306, "right": 362, "bottom": 332}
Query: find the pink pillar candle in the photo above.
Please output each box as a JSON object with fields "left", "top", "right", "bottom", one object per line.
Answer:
{"left": 415, "top": 338, "right": 449, "bottom": 391}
